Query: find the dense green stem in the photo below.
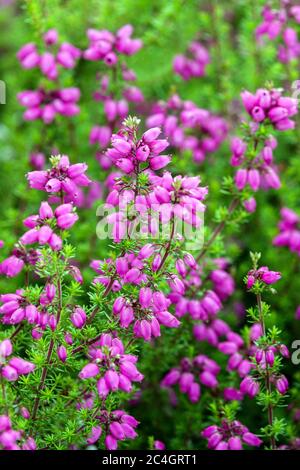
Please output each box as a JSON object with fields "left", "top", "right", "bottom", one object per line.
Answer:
{"left": 256, "top": 293, "right": 276, "bottom": 450}
{"left": 31, "top": 278, "right": 63, "bottom": 421}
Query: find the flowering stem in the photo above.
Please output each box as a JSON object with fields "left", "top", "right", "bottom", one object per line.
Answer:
{"left": 71, "top": 333, "right": 103, "bottom": 355}
{"left": 256, "top": 293, "right": 265, "bottom": 336}
{"left": 87, "top": 276, "right": 116, "bottom": 324}
{"left": 31, "top": 339, "right": 54, "bottom": 421}
{"left": 157, "top": 215, "right": 175, "bottom": 272}
{"left": 256, "top": 292, "right": 276, "bottom": 450}
{"left": 31, "top": 278, "right": 63, "bottom": 421}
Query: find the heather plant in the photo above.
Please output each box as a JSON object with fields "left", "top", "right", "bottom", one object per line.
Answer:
{"left": 256, "top": 2, "right": 300, "bottom": 64}
{"left": 1, "top": 0, "right": 300, "bottom": 452}
{"left": 241, "top": 252, "right": 289, "bottom": 449}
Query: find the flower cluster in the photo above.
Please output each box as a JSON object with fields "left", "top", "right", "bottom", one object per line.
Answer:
{"left": 105, "top": 126, "right": 170, "bottom": 173}
{"left": 27, "top": 155, "right": 91, "bottom": 204}
{"left": 0, "top": 415, "right": 36, "bottom": 450}
{"left": 79, "top": 333, "right": 143, "bottom": 397}
{"left": 167, "top": 257, "right": 235, "bottom": 347}
{"left": 0, "top": 246, "right": 39, "bottom": 278}
{"left": 241, "top": 88, "right": 297, "bottom": 129}
{"left": 86, "top": 409, "right": 139, "bottom": 450}
{"left": 101, "top": 121, "right": 207, "bottom": 244}
{"left": 0, "top": 291, "right": 38, "bottom": 326}
{"left": 273, "top": 207, "right": 300, "bottom": 256}
{"left": 18, "top": 87, "right": 80, "bottom": 124}
{"left": 113, "top": 287, "right": 180, "bottom": 341}
{"left": 19, "top": 201, "right": 78, "bottom": 250}
{"left": 150, "top": 173, "right": 207, "bottom": 220}
{"left": 246, "top": 265, "right": 281, "bottom": 289}
{"left": 231, "top": 88, "right": 298, "bottom": 200}
{"left": 256, "top": 4, "right": 300, "bottom": 63}
{"left": 241, "top": 371, "right": 289, "bottom": 398}
{"left": 201, "top": 419, "right": 262, "bottom": 450}
{"left": 88, "top": 26, "right": 144, "bottom": 172}
{"left": 17, "top": 29, "right": 81, "bottom": 79}
{"left": 0, "top": 339, "right": 35, "bottom": 381}
{"left": 161, "top": 355, "right": 220, "bottom": 403}
{"left": 147, "top": 94, "right": 227, "bottom": 164}
{"left": 239, "top": 335, "right": 290, "bottom": 398}
{"left": 17, "top": 30, "right": 81, "bottom": 123}
{"left": 17, "top": 88, "right": 80, "bottom": 124}
{"left": 84, "top": 25, "right": 142, "bottom": 64}
{"left": 173, "top": 40, "right": 210, "bottom": 80}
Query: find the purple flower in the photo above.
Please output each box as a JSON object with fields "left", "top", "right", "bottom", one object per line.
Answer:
{"left": 78, "top": 334, "right": 143, "bottom": 396}
{"left": 202, "top": 419, "right": 262, "bottom": 450}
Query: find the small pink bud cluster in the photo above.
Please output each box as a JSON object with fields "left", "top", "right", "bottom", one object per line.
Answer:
{"left": 232, "top": 133, "right": 281, "bottom": 196}
{"left": 240, "top": 343, "right": 289, "bottom": 398}
{"left": 173, "top": 41, "right": 210, "bottom": 80}
{"left": 0, "top": 282, "right": 82, "bottom": 336}
{"left": 92, "top": 244, "right": 158, "bottom": 288}
{"left": 273, "top": 207, "right": 300, "bottom": 256}
{"left": 231, "top": 89, "right": 298, "bottom": 198}
{"left": 17, "top": 87, "right": 80, "bottom": 124}
{"left": 86, "top": 409, "right": 139, "bottom": 450}
{"left": 79, "top": 333, "right": 143, "bottom": 397}
{"left": 105, "top": 126, "right": 170, "bottom": 174}
{"left": 0, "top": 292, "right": 38, "bottom": 325}
{"left": 240, "top": 373, "right": 289, "bottom": 398}
{"left": 147, "top": 94, "right": 227, "bottom": 164}
{"left": 0, "top": 245, "right": 40, "bottom": 278}
{"left": 150, "top": 173, "right": 207, "bottom": 227}
{"left": 19, "top": 201, "right": 78, "bottom": 251}
{"left": 17, "top": 29, "right": 81, "bottom": 79}
{"left": 161, "top": 355, "right": 220, "bottom": 403}
{"left": 105, "top": 172, "right": 207, "bottom": 241}
{"left": 0, "top": 339, "right": 35, "bottom": 381}
{"left": 202, "top": 419, "right": 262, "bottom": 450}
{"left": 84, "top": 25, "right": 142, "bottom": 64}
{"left": 0, "top": 415, "right": 36, "bottom": 450}
{"left": 27, "top": 155, "right": 91, "bottom": 204}
{"left": 241, "top": 88, "right": 297, "bottom": 129}
{"left": 256, "top": 4, "right": 300, "bottom": 63}
{"left": 113, "top": 287, "right": 180, "bottom": 341}
{"left": 246, "top": 266, "right": 281, "bottom": 289}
